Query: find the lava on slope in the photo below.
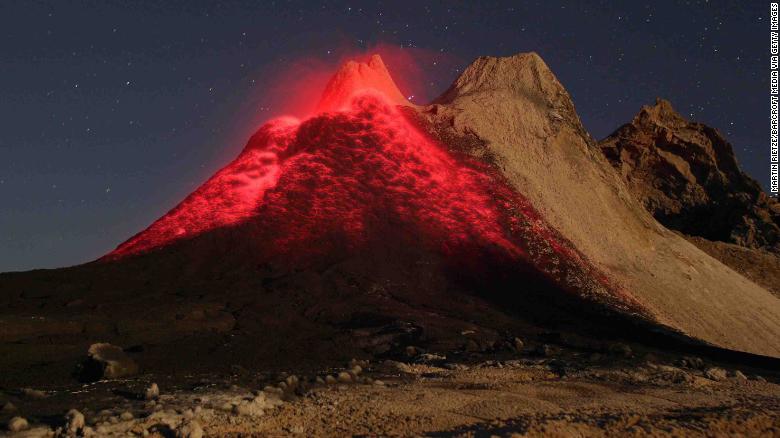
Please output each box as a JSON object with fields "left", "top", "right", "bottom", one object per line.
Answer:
{"left": 106, "top": 55, "right": 646, "bottom": 316}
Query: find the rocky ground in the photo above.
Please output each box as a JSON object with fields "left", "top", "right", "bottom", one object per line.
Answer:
{"left": 2, "top": 339, "right": 778, "bottom": 437}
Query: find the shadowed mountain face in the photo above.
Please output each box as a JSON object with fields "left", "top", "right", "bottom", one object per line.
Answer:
{"left": 599, "top": 98, "right": 780, "bottom": 253}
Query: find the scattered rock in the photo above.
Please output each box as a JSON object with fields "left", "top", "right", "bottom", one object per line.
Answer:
{"left": 704, "top": 367, "right": 728, "bottom": 381}
{"left": 65, "top": 409, "right": 85, "bottom": 434}
{"left": 8, "top": 416, "right": 29, "bottom": 432}
{"left": 513, "top": 337, "right": 524, "bottom": 351}
{"left": 119, "top": 411, "right": 133, "bottom": 421}
{"left": 732, "top": 370, "right": 748, "bottom": 381}
{"left": 349, "top": 358, "right": 369, "bottom": 369}
{"left": 324, "top": 375, "right": 337, "bottom": 384}
{"left": 79, "top": 343, "right": 139, "bottom": 381}
{"left": 373, "top": 380, "right": 385, "bottom": 386}
{"left": 416, "top": 353, "right": 446, "bottom": 364}
{"left": 337, "top": 372, "right": 352, "bottom": 383}
{"left": 443, "top": 363, "right": 469, "bottom": 371}
{"left": 382, "top": 360, "right": 414, "bottom": 374}
{"left": 679, "top": 356, "right": 705, "bottom": 370}
{"left": 177, "top": 420, "right": 203, "bottom": 438}
{"left": 668, "top": 370, "right": 694, "bottom": 385}
{"left": 145, "top": 383, "right": 160, "bottom": 400}
{"left": 285, "top": 375, "right": 299, "bottom": 389}
{"left": 232, "top": 392, "right": 283, "bottom": 417}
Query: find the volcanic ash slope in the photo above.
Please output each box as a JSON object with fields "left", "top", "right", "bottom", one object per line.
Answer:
{"left": 420, "top": 52, "right": 780, "bottom": 358}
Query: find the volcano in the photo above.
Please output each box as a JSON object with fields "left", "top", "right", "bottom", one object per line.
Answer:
{"left": 2, "top": 53, "right": 780, "bottom": 389}
{"left": 103, "top": 55, "right": 640, "bottom": 320}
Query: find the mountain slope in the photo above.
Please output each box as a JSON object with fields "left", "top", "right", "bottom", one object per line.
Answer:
{"left": 417, "top": 53, "right": 780, "bottom": 357}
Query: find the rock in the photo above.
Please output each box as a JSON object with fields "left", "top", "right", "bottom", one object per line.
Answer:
{"left": 20, "top": 388, "right": 47, "bottom": 399}
{"left": 8, "top": 416, "right": 29, "bottom": 432}
{"left": 324, "top": 375, "right": 337, "bottom": 384}
{"left": 732, "top": 370, "right": 748, "bottom": 381}
{"left": 79, "top": 343, "right": 139, "bottom": 381}
{"left": 373, "top": 380, "right": 385, "bottom": 386}
{"left": 680, "top": 356, "right": 705, "bottom": 370}
{"left": 232, "top": 392, "right": 283, "bottom": 417}
{"left": 404, "top": 346, "right": 419, "bottom": 357}
{"left": 704, "top": 367, "right": 728, "bottom": 381}
{"left": 350, "top": 365, "right": 362, "bottom": 375}
{"left": 285, "top": 375, "right": 299, "bottom": 389}
{"left": 2, "top": 402, "right": 16, "bottom": 413}
{"left": 119, "top": 411, "right": 133, "bottom": 421}
{"left": 145, "top": 383, "right": 160, "bottom": 400}
{"left": 513, "top": 337, "right": 524, "bottom": 351}
{"left": 417, "top": 353, "right": 446, "bottom": 364}
{"left": 65, "top": 409, "right": 85, "bottom": 434}
{"left": 337, "top": 372, "right": 352, "bottom": 383}
{"left": 598, "top": 98, "right": 780, "bottom": 253}
{"left": 315, "top": 376, "right": 325, "bottom": 385}
{"left": 349, "top": 358, "right": 369, "bottom": 369}
{"left": 176, "top": 420, "right": 203, "bottom": 438}
{"left": 263, "top": 385, "right": 281, "bottom": 395}
{"left": 668, "top": 370, "right": 694, "bottom": 384}
{"left": 443, "top": 363, "right": 469, "bottom": 371}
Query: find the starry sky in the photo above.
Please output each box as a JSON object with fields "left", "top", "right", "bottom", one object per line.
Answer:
{"left": 0, "top": 1, "right": 768, "bottom": 272}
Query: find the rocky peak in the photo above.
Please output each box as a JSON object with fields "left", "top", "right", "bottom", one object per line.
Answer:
{"left": 316, "top": 54, "right": 410, "bottom": 112}
{"left": 429, "top": 52, "right": 591, "bottom": 146}
{"left": 435, "top": 52, "right": 562, "bottom": 102}
{"left": 599, "top": 99, "right": 780, "bottom": 252}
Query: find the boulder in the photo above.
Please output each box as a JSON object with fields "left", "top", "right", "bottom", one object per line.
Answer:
{"left": 78, "top": 343, "right": 139, "bottom": 381}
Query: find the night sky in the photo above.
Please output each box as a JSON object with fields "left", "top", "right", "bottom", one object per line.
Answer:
{"left": 0, "top": 1, "right": 768, "bottom": 272}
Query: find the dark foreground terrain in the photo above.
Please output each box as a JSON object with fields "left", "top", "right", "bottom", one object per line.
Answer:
{"left": 1, "top": 334, "right": 778, "bottom": 437}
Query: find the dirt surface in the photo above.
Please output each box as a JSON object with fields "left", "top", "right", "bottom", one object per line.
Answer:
{"left": 2, "top": 343, "right": 778, "bottom": 437}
